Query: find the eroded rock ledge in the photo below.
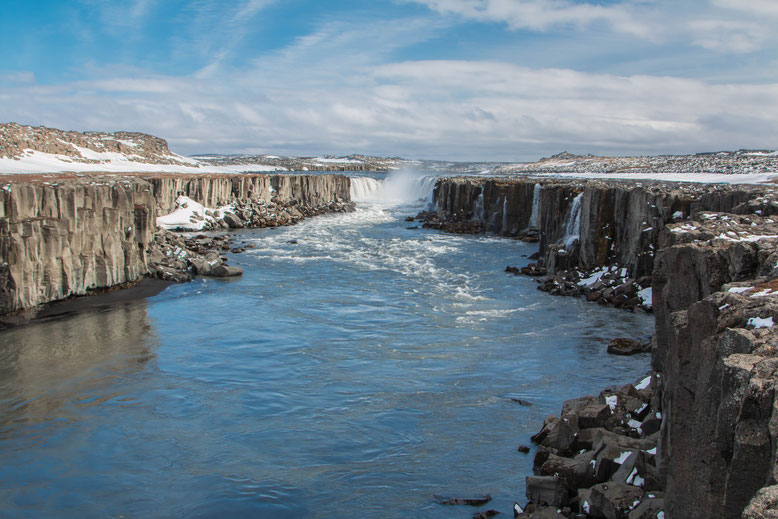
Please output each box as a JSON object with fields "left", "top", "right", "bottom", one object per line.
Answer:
{"left": 0, "top": 173, "right": 352, "bottom": 322}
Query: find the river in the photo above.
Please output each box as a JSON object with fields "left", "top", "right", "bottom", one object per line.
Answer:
{"left": 0, "top": 171, "right": 653, "bottom": 518}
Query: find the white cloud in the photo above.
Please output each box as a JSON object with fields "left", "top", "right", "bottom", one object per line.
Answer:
{"left": 406, "top": 0, "right": 653, "bottom": 37}
{"left": 5, "top": 57, "right": 777, "bottom": 161}
{"left": 690, "top": 19, "right": 767, "bottom": 53}
{"left": 712, "top": 0, "right": 778, "bottom": 18}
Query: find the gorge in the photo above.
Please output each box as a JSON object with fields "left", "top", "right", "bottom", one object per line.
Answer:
{"left": 2, "top": 161, "right": 778, "bottom": 517}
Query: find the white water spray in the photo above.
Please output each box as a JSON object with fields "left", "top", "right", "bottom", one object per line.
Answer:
{"left": 563, "top": 193, "right": 583, "bottom": 248}
{"left": 529, "top": 184, "right": 541, "bottom": 229}
{"left": 350, "top": 170, "right": 438, "bottom": 207}
{"left": 472, "top": 192, "right": 485, "bottom": 221}
{"left": 502, "top": 197, "right": 508, "bottom": 232}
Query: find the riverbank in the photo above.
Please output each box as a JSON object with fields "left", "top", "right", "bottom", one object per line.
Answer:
{"left": 423, "top": 176, "right": 778, "bottom": 518}
{"left": 0, "top": 172, "right": 353, "bottom": 323}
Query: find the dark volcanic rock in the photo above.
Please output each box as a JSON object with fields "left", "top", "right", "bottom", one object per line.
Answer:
{"left": 607, "top": 338, "right": 651, "bottom": 356}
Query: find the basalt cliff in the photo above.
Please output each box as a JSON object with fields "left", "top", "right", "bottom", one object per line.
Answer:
{"left": 0, "top": 173, "right": 352, "bottom": 320}
{"left": 421, "top": 176, "right": 778, "bottom": 518}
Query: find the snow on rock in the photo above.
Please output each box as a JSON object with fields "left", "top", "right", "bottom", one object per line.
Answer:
{"left": 614, "top": 451, "right": 632, "bottom": 464}
{"left": 748, "top": 316, "right": 774, "bottom": 329}
{"left": 638, "top": 287, "right": 653, "bottom": 307}
{"left": 156, "top": 196, "right": 233, "bottom": 231}
{"left": 635, "top": 375, "right": 652, "bottom": 390}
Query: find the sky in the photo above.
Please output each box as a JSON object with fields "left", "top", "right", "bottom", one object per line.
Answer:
{"left": 1, "top": 0, "right": 777, "bottom": 161}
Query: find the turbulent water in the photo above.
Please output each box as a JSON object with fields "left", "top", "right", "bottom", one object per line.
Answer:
{"left": 0, "top": 171, "right": 653, "bottom": 518}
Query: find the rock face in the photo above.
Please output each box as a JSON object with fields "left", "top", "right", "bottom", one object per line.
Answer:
{"left": 428, "top": 177, "right": 769, "bottom": 280}
{"left": 0, "top": 173, "right": 353, "bottom": 317}
{"left": 430, "top": 177, "right": 778, "bottom": 517}
{"left": 652, "top": 214, "right": 778, "bottom": 519}
{"left": 0, "top": 179, "right": 156, "bottom": 316}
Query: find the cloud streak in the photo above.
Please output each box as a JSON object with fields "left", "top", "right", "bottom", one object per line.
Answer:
{"left": 5, "top": 56, "right": 776, "bottom": 161}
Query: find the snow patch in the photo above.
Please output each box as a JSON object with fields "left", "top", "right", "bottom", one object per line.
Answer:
{"left": 748, "top": 316, "right": 774, "bottom": 329}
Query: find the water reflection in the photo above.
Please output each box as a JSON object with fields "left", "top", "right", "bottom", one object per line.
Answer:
{"left": 0, "top": 303, "right": 156, "bottom": 434}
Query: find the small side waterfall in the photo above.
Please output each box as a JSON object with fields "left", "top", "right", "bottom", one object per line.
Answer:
{"left": 563, "top": 193, "right": 583, "bottom": 248}
{"left": 529, "top": 184, "right": 541, "bottom": 229}
{"left": 472, "top": 192, "right": 485, "bottom": 221}
{"left": 502, "top": 197, "right": 508, "bottom": 233}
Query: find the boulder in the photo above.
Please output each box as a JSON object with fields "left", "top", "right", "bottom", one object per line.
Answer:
{"left": 222, "top": 212, "right": 244, "bottom": 228}
{"left": 588, "top": 482, "right": 645, "bottom": 519}
{"left": 627, "top": 496, "right": 664, "bottom": 519}
{"left": 577, "top": 401, "right": 613, "bottom": 429}
{"left": 526, "top": 476, "right": 568, "bottom": 508}
{"left": 210, "top": 265, "right": 243, "bottom": 277}
{"left": 539, "top": 451, "right": 597, "bottom": 490}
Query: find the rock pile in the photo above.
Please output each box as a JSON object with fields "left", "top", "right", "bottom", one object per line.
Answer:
{"left": 518, "top": 373, "right": 663, "bottom": 518}
{"left": 147, "top": 231, "right": 243, "bottom": 282}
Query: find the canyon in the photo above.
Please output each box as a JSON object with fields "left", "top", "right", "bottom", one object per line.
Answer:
{"left": 422, "top": 176, "right": 778, "bottom": 518}
{"left": 3, "top": 123, "right": 778, "bottom": 517}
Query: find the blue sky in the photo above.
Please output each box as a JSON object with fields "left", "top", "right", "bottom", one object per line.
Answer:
{"left": 1, "top": 0, "right": 777, "bottom": 160}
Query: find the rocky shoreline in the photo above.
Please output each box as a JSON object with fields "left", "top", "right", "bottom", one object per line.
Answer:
{"left": 420, "top": 176, "right": 778, "bottom": 518}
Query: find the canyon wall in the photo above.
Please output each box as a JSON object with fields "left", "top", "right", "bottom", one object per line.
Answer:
{"left": 652, "top": 216, "right": 778, "bottom": 518}
{"left": 432, "top": 177, "right": 767, "bottom": 278}
{"left": 432, "top": 177, "right": 778, "bottom": 517}
{"left": 0, "top": 173, "right": 351, "bottom": 316}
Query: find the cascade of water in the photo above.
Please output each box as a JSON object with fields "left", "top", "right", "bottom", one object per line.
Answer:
{"left": 472, "top": 192, "right": 485, "bottom": 221}
{"left": 529, "top": 184, "right": 541, "bottom": 229}
{"left": 350, "top": 177, "right": 383, "bottom": 201}
{"left": 563, "top": 193, "right": 583, "bottom": 248}
{"left": 502, "top": 197, "right": 508, "bottom": 232}
{"left": 350, "top": 171, "right": 438, "bottom": 207}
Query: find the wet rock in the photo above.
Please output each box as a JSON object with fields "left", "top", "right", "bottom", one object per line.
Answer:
{"left": 434, "top": 495, "right": 492, "bottom": 506}
{"left": 518, "top": 445, "right": 531, "bottom": 454}
{"left": 210, "top": 265, "right": 243, "bottom": 277}
{"left": 607, "top": 338, "right": 651, "bottom": 356}
{"left": 510, "top": 398, "right": 534, "bottom": 406}
{"left": 473, "top": 510, "right": 500, "bottom": 519}
{"left": 506, "top": 266, "right": 520, "bottom": 275}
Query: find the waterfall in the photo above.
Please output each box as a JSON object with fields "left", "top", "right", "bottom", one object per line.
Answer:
{"left": 529, "top": 184, "right": 541, "bottom": 229}
{"left": 350, "top": 171, "right": 438, "bottom": 207}
{"left": 350, "top": 177, "right": 382, "bottom": 201}
{"left": 563, "top": 193, "right": 583, "bottom": 248}
{"left": 502, "top": 197, "right": 508, "bottom": 233}
{"left": 472, "top": 192, "right": 484, "bottom": 221}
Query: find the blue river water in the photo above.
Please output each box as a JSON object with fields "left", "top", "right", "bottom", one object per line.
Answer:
{"left": 0, "top": 174, "right": 654, "bottom": 518}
